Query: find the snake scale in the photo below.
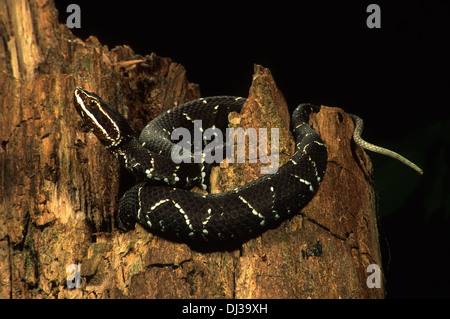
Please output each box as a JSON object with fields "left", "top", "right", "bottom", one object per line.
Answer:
{"left": 73, "top": 88, "right": 422, "bottom": 243}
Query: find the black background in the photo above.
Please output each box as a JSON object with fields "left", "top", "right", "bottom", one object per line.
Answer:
{"left": 55, "top": 0, "right": 449, "bottom": 298}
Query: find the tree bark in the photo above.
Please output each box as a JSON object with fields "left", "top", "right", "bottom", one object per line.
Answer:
{"left": 0, "top": 0, "right": 385, "bottom": 298}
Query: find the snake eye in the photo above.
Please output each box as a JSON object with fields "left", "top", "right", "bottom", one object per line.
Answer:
{"left": 86, "top": 98, "right": 99, "bottom": 110}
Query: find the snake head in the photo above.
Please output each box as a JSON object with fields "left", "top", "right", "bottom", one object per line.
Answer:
{"left": 74, "top": 88, "right": 136, "bottom": 148}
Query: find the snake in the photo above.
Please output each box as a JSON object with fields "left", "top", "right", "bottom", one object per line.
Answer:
{"left": 73, "top": 88, "right": 422, "bottom": 243}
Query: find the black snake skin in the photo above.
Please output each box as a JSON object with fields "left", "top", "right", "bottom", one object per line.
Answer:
{"left": 74, "top": 88, "right": 328, "bottom": 243}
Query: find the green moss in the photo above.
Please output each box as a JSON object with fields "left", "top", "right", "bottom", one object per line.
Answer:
{"left": 82, "top": 53, "right": 92, "bottom": 72}
{"left": 129, "top": 257, "right": 144, "bottom": 277}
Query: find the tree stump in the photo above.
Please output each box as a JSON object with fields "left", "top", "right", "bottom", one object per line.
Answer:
{"left": 0, "top": 0, "right": 385, "bottom": 298}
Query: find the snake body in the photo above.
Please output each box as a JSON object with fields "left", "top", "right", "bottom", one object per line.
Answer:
{"left": 73, "top": 88, "right": 422, "bottom": 243}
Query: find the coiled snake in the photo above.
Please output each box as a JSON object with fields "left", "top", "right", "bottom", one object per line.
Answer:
{"left": 73, "top": 88, "right": 422, "bottom": 243}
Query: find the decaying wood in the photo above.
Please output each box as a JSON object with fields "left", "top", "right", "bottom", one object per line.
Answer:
{"left": 0, "top": 0, "right": 385, "bottom": 298}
